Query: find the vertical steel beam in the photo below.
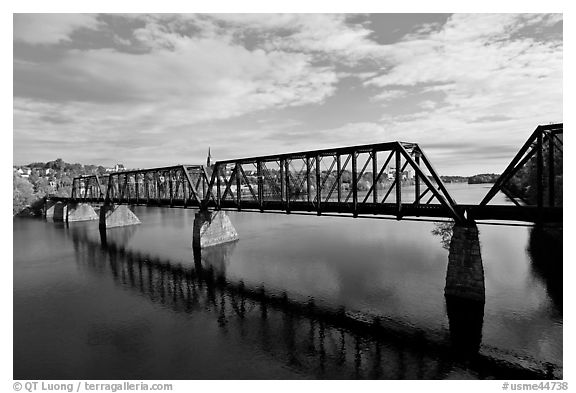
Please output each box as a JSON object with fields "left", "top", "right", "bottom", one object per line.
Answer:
{"left": 236, "top": 164, "right": 241, "bottom": 210}
{"left": 352, "top": 152, "right": 358, "bottom": 217}
{"left": 395, "top": 148, "right": 402, "bottom": 219}
{"left": 145, "top": 174, "right": 150, "bottom": 205}
{"left": 169, "top": 171, "right": 174, "bottom": 206}
{"left": 306, "top": 157, "right": 311, "bottom": 207}
{"left": 105, "top": 175, "right": 113, "bottom": 204}
{"left": 548, "top": 132, "right": 555, "bottom": 208}
{"left": 182, "top": 172, "right": 187, "bottom": 208}
{"left": 336, "top": 154, "right": 342, "bottom": 204}
{"left": 414, "top": 152, "right": 421, "bottom": 205}
{"left": 135, "top": 174, "right": 140, "bottom": 204}
{"left": 202, "top": 169, "right": 206, "bottom": 200}
{"left": 216, "top": 165, "right": 222, "bottom": 210}
{"left": 372, "top": 150, "right": 378, "bottom": 204}
{"left": 123, "top": 174, "right": 129, "bottom": 203}
{"left": 257, "top": 161, "right": 263, "bottom": 212}
{"left": 285, "top": 159, "right": 291, "bottom": 214}
{"left": 536, "top": 130, "right": 543, "bottom": 210}
{"left": 280, "top": 159, "right": 285, "bottom": 204}
{"left": 156, "top": 172, "right": 161, "bottom": 205}
{"left": 315, "top": 155, "right": 321, "bottom": 215}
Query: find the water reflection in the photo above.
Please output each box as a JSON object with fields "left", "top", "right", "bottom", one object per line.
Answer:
{"left": 66, "top": 224, "right": 553, "bottom": 379}
{"left": 431, "top": 221, "right": 454, "bottom": 250}
{"left": 528, "top": 223, "right": 563, "bottom": 314}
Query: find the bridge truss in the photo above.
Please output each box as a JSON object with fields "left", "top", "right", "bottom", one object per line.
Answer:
{"left": 71, "top": 142, "right": 464, "bottom": 222}
{"left": 68, "top": 124, "right": 563, "bottom": 224}
{"left": 479, "top": 123, "right": 563, "bottom": 210}
{"left": 71, "top": 165, "right": 213, "bottom": 207}
{"left": 207, "top": 141, "right": 463, "bottom": 221}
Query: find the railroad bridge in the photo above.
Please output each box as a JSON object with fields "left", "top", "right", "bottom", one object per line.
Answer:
{"left": 51, "top": 123, "right": 561, "bottom": 225}
{"left": 45, "top": 123, "right": 562, "bottom": 305}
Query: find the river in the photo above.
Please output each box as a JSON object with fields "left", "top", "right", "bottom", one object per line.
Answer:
{"left": 13, "top": 183, "right": 562, "bottom": 379}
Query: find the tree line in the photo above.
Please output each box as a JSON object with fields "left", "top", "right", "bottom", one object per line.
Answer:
{"left": 13, "top": 158, "right": 109, "bottom": 216}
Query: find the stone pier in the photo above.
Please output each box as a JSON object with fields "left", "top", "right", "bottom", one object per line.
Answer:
{"left": 44, "top": 199, "right": 57, "bottom": 218}
{"left": 99, "top": 204, "right": 141, "bottom": 229}
{"left": 193, "top": 210, "right": 239, "bottom": 249}
{"left": 445, "top": 222, "right": 485, "bottom": 354}
{"left": 66, "top": 203, "right": 98, "bottom": 222}
{"left": 46, "top": 201, "right": 67, "bottom": 221}
{"left": 445, "top": 222, "right": 485, "bottom": 302}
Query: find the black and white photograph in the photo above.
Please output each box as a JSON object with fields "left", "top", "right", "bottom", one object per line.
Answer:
{"left": 11, "top": 9, "right": 565, "bottom": 385}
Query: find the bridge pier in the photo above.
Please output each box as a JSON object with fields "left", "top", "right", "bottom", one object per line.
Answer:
{"left": 99, "top": 204, "right": 141, "bottom": 229}
{"left": 193, "top": 210, "right": 239, "bottom": 249}
{"left": 444, "top": 222, "right": 485, "bottom": 354}
{"left": 44, "top": 199, "right": 57, "bottom": 219}
{"left": 66, "top": 202, "right": 98, "bottom": 222}
{"left": 445, "top": 222, "right": 485, "bottom": 301}
{"left": 46, "top": 201, "right": 67, "bottom": 221}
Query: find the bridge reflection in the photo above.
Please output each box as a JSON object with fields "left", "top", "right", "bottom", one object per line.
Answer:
{"left": 528, "top": 223, "right": 563, "bottom": 314}
{"left": 67, "top": 224, "right": 554, "bottom": 379}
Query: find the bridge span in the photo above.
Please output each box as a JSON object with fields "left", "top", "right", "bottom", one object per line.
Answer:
{"left": 63, "top": 123, "right": 562, "bottom": 224}
{"left": 42, "top": 123, "right": 562, "bottom": 315}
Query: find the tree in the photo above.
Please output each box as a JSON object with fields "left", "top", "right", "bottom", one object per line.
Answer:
{"left": 13, "top": 173, "right": 35, "bottom": 216}
{"left": 34, "top": 177, "right": 52, "bottom": 196}
{"left": 55, "top": 158, "right": 65, "bottom": 171}
{"left": 60, "top": 175, "right": 73, "bottom": 187}
{"left": 28, "top": 171, "right": 39, "bottom": 185}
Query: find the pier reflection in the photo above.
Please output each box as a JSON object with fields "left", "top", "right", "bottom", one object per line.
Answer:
{"left": 528, "top": 223, "right": 563, "bottom": 314}
{"left": 67, "top": 224, "right": 551, "bottom": 380}
{"left": 444, "top": 223, "right": 485, "bottom": 355}
{"left": 434, "top": 221, "right": 485, "bottom": 355}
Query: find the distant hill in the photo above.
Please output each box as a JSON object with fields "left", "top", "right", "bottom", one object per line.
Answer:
{"left": 467, "top": 173, "right": 499, "bottom": 184}
{"left": 440, "top": 176, "right": 468, "bottom": 183}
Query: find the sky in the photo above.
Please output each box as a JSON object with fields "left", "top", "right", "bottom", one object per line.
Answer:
{"left": 13, "top": 13, "right": 562, "bottom": 175}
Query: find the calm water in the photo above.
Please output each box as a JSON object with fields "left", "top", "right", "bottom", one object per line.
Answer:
{"left": 13, "top": 184, "right": 562, "bottom": 379}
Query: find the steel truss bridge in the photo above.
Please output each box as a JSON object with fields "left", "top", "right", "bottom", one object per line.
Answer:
{"left": 68, "top": 124, "right": 563, "bottom": 224}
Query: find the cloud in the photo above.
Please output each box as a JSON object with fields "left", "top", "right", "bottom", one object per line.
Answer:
{"left": 364, "top": 13, "right": 562, "bottom": 172}
{"left": 15, "top": 15, "right": 339, "bottom": 122}
{"left": 12, "top": 13, "right": 562, "bottom": 176}
{"left": 192, "top": 14, "right": 385, "bottom": 64}
{"left": 372, "top": 89, "right": 407, "bottom": 102}
{"left": 14, "top": 18, "right": 341, "bottom": 165}
{"left": 13, "top": 14, "right": 101, "bottom": 44}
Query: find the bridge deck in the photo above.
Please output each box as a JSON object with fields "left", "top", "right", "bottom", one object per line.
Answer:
{"left": 52, "top": 196, "right": 562, "bottom": 223}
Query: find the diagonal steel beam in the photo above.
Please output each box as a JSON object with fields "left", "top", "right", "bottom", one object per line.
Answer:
{"left": 397, "top": 144, "right": 463, "bottom": 222}
{"left": 221, "top": 165, "right": 238, "bottom": 202}
{"left": 479, "top": 128, "right": 540, "bottom": 206}
{"left": 324, "top": 154, "right": 351, "bottom": 203}
{"left": 237, "top": 164, "right": 259, "bottom": 202}
{"left": 181, "top": 165, "right": 201, "bottom": 204}
{"left": 362, "top": 150, "right": 394, "bottom": 204}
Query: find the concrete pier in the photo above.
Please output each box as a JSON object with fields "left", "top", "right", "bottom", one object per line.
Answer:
{"left": 44, "top": 199, "right": 57, "bottom": 219}
{"left": 193, "top": 210, "right": 239, "bottom": 248}
{"left": 445, "top": 223, "right": 485, "bottom": 302}
{"left": 46, "top": 201, "right": 67, "bottom": 221}
{"left": 66, "top": 203, "right": 98, "bottom": 222}
{"left": 99, "top": 205, "right": 141, "bottom": 229}
{"left": 444, "top": 222, "right": 485, "bottom": 354}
